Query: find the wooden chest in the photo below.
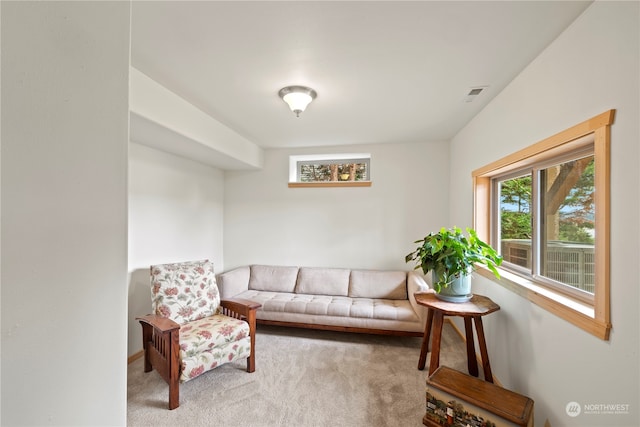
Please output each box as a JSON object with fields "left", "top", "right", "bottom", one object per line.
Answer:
{"left": 424, "top": 366, "right": 534, "bottom": 427}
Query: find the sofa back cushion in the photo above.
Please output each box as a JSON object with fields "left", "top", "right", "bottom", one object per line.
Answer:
{"left": 349, "top": 270, "right": 408, "bottom": 300}
{"left": 249, "top": 265, "right": 299, "bottom": 293}
{"left": 295, "top": 267, "right": 351, "bottom": 296}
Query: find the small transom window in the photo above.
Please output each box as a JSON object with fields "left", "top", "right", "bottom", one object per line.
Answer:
{"left": 288, "top": 154, "right": 372, "bottom": 188}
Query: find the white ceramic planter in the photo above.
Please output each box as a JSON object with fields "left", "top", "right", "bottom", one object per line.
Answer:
{"left": 432, "top": 271, "right": 472, "bottom": 303}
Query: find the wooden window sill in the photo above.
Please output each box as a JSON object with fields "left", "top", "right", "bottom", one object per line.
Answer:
{"left": 288, "top": 181, "right": 372, "bottom": 188}
{"left": 476, "top": 267, "right": 611, "bottom": 340}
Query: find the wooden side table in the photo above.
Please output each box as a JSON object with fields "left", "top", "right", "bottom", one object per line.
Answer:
{"left": 415, "top": 293, "right": 500, "bottom": 383}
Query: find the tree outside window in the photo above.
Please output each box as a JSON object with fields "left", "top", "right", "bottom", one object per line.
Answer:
{"left": 498, "top": 155, "right": 595, "bottom": 294}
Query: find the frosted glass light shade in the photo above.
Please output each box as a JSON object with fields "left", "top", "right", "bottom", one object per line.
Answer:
{"left": 278, "top": 86, "right": 317, "bottom": 117}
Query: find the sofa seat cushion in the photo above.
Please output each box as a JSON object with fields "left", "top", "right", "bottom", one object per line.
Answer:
{"left": 235, "top": 290, "right": 418, "bottom": 322}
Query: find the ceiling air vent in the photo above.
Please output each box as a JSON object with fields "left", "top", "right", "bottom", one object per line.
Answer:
{"left": 465, "top": 86, "right": 487, "bottom": 103}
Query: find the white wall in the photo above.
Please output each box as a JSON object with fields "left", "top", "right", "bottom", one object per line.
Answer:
{"left": 224, "top": 141, "right": 450, "bottom": 271}
{"left": 128, "top": 142, "right": 225, "bottom": 356}
{"left": 450, "top": 2, "right": 639, "bottom": 426}
{"left": 1, "top": 2, "right": 130, "bottom": 425}
{"left": 130, "top": 67, "right": 264, "bottom": 170}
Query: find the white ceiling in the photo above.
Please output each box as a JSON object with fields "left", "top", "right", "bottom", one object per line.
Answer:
{"left": 131, "top": 1, "right": 591, "bottom": 149}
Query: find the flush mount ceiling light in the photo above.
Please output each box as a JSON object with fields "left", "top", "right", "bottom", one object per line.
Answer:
{"left": 278, "top": 85, "right": 317, "bottom": 118}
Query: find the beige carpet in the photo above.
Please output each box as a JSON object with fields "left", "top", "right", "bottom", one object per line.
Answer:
{"left": 127, "top": 322, "right": 468, "bottom": 427}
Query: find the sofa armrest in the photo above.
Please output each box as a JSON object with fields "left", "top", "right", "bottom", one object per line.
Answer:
{"left": 407, "top": 271, "right": 433, "bottom": 326}
{"left": 216, "top": 266, "right": 251, "bottom": 299}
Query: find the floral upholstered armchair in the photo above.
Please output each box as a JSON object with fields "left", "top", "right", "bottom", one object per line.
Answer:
{"left": 137, "top": 260, "right": 261, "bottom": 409}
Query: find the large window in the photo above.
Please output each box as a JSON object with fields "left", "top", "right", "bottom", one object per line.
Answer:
{"left": 473, "top": 110, "right": 614, "bottom": 340}
{"left": 495, "top": 151, "right": 596, "bottom": 302}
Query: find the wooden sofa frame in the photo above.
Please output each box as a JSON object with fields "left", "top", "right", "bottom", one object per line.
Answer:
{"left": 257, "top": 319, "right": 424, "bottom": 337}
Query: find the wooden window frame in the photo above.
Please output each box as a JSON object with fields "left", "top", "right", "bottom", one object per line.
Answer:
{"left": 472, "top": 110, "right": 614, "bottom": 340}
{"left": 288, "top": 181, "right": 372, "bottom": 188}
{"left": 288, "top": 153, "right": 372, "bottom": 188}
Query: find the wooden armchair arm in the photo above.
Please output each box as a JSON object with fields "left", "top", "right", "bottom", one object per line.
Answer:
{"left": 220, "top": 298, "right": 261, "bottom": 373}
{"left": 136, "top": 314, "right": 180, "bottom": 333}
{"left": 221, "top": 298, "right": 261, "bottom": 317}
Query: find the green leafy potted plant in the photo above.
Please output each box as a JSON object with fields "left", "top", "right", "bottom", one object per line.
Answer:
{"left": 405, "top": 226, "right": 502, "bottom": 302}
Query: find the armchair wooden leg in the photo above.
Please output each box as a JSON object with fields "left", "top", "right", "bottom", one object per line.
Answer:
{"left": 168, "top": 379, "right": 179, "bottom": 410}
{"left": 168, "top": 329, "right": 181, "bottom": 410}
{"left": 141, "top": 324, "right": 153, "bottom": 373}
{"left": 247, "top": 307, "right": 257, "bottom": 373}
{"left": 246, "top": 325, "right": 256, "bottom": 372}
{"left": 247, "top": 353, "right": 255, "bottom": 373}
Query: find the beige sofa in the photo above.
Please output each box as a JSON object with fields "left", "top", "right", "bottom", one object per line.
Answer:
{"left": 216, "top": 265, "right": 431, "bottom": 336}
